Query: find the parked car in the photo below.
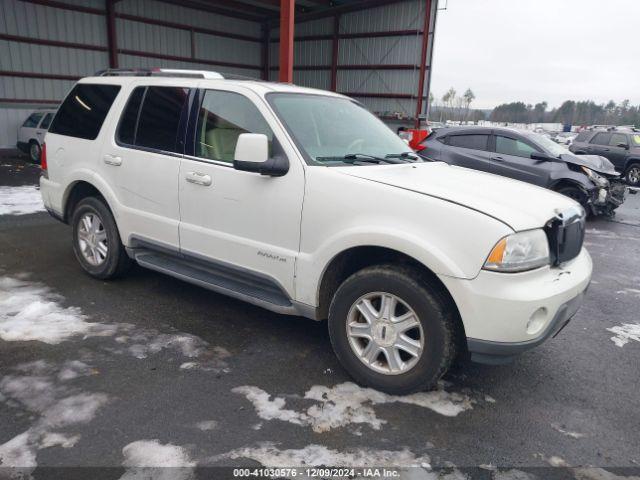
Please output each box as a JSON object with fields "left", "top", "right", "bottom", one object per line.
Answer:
{"left": 570, "top": 128, "right": 640, "bottom": 186}
{"left": 17, "top": 109, "right": 56, "bottom": 162}
{"left": 554, "top": 132, "right": 578, "bottom": 146}
{"left": 40, "top": 69, "right": 592, "bottom": 394}
{"left": 418, "top": 127, "right": 626, "bottom": 216}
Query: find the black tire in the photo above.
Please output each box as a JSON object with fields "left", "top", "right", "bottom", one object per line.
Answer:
{"left": 328, "top": 264, "right": 459, "bottom": 395}
{"left": 71, "top": 197, "right": 132, "bottom": 280}
{"left": 29, "top": 141, "right": 41, "bottom": 163}
{"left": 556, "top": 185, "right": 588, "bottom": 209}
{"left": 624, "top": 163, "right": 640, "bottom": 187}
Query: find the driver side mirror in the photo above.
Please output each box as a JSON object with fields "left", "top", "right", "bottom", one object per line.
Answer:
{"left": 616, "top": 142, "right": 629, "bottom": 149}
{"left": 233, "top": 133, "right": 289, "bottom": 177}
{"left": 530, "top": 151, "right": 556, "bottom": 162}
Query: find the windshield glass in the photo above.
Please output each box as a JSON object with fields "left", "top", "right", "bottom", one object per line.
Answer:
{"left": 525, "top": 132, "right": 569, "bottom": 157}
{"left": 268, "top": 93, "right": 411, "bottom": 165}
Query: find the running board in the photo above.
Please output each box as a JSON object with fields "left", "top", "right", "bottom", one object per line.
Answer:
{"left": 133, "top": 250, "right": 297, "bottom": 315}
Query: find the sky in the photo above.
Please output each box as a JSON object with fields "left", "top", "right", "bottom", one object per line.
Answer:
{"left": 429, "top": 0, "right": 640, "bottom": 110}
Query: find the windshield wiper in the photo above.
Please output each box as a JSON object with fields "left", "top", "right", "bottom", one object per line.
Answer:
{"left": 385, "top": 152, "right": 421, "bottom": 162}
{"left": 315, "top": 153, "right": 401, "bottom": 165}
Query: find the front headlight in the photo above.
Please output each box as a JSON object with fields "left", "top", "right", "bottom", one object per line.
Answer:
{"left": 483, "top": 229, "right": 550, "bottom": 273}
{"left": 581, "top": 166, "right": 609, "bottom": 187}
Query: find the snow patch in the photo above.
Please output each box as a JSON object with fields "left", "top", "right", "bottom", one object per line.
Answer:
{"left": 550, "top": 423, "right": 585, "bottom": 439}
{"left": 607, "top": 323, "right": 640, "bottom": 347}
{"left": 120, "top": 440, "right": 195, "bottom": 480}
{"left": 39, "top": 432, "right": 80, "bottom": 449}
{"left": 195, "top": 420, "right": 218, "bottom": 431}
{"left": 219, "top": 442, "right": 433, "bottom": 474}
{"left": 0, "top": 277, "right": 114, "bottom": 344}
{"left": 0, "top": 186, "right": 45, "bottom": 216}
{"left": 233, "top": 382, "right": 474, "bottom": 433}
{"left": 0, "top": 431, "right": 37, "bottom": 468}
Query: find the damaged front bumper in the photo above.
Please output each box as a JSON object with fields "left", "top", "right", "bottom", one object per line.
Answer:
{"left": 589, "top": 180, "right": 627, "bottom": 216}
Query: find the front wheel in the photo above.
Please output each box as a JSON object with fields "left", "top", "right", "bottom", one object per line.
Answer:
{"left": 625, "top": 163, "right": 640, "bottom": 187}
{"left": 328, "top": 265, "right": 458, "bottom": 394}
{"left": 71, "top": 197, "right": 132, "bottom": 279}
{"left": 556, "top": 185, "right": 589, "bottom": 210}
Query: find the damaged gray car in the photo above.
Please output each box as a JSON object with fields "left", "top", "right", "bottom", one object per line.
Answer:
{"left": 418, "top": 127, "right": 627, "bottom": 216}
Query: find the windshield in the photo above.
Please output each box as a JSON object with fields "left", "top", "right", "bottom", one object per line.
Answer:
{"left": 525, "top": 132, "right": 569, "bottom": 157}
{"left": 268, "top": 93, "right": 411, "bottom": 165}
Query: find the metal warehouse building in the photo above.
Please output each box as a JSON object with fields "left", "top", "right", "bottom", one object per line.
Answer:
{"left": 0, "top": 0, "right": 438, "bottom": 148}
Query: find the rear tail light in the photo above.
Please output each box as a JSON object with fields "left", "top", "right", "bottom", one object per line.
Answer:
{"left": 41, "top": 142, "right": 48, "bottom": 175}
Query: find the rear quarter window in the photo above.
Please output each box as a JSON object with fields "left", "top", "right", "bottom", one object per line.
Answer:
{"left": 23, "top": 112, "right": 44, "bottom": 128}
{"left": 49, "top": 83, "right": 121, "bottom": 140}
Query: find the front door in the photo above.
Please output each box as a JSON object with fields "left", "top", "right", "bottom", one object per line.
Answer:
{"left": 178, "top": 86, "right": 305, "bottom": 298}
{"left": 491, "top": 134, "right": 551, "bottom": 187}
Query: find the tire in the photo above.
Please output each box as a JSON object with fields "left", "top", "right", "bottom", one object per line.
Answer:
{"left": 328, "top": 264, "right": 459, "bottom": 395}
{"left": 29, "top": 141, "right": 41, "bottom": 163}
{"left": 624, "top": 163, "right": 640, "bottom": 187}
{"left": 556, "top": 185, "right": 588, "bottom": 209}
{"left": 71, "top": 197, "right": 132, "bottom": 279}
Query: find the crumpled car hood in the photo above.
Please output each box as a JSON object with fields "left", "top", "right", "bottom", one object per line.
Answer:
{"left": 560, "top": 153, "right": 619, "bottom": 176}
{"left": 335, "top": 162, "right": 578, "bottom": 231}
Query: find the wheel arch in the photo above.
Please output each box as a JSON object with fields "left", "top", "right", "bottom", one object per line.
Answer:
{"left": 316, "top": 245, "right": 466, "bottom": 340}
{"left": 62, "top": 180, "right": 115, "bottom": 224}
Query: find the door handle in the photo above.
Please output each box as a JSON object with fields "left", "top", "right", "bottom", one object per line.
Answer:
{"left": 103, "top": 154, "right": 122, "bottom": 166}
{"left": 491, "top": 156, "right": 505, "bottom": 162}
{"left": 602, "top": 148, "right": 610, "bottom": 152}
{"left": 185, "top": 171, "right": 212, "bottom": 186}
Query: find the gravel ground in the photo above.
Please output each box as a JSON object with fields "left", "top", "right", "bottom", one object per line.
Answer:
{"left": 0, "top": 151, "right": 638, "bottom": 479}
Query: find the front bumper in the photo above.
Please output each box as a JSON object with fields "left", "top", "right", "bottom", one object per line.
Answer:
{"left": 439, "top": 248, "right": 592, "bottom": 363}
{"left": 590, "top": 180, "right": 627, "bottom": 215}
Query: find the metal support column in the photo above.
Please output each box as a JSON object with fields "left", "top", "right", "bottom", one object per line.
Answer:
{"left": 279, "top": 0, "right": 295, "bottom": 83}
{"left": 106, "top": 0, "right": 118, "bottom": 68}
{"left": 415, "top": 0, "right": 433, "bottom": 128}
{"left": 330, "top": 14, "right": 340, "bottom": 91}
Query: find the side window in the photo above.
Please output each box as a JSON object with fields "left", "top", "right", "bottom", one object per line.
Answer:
{"left": 116, "top": 87, "right": 145, "bottom": 146}
{"left": 49, "top": 84, "right": 120, "bottom": 140}
{"left": 39, "top": 113, "right": 53, "bottom": 130}
{"left": 136, "top": 86, "right": 189, "bottom": 153}
{"left": 447, "top": 134, "right": 489, "bottom": 150}
{"left": 590, "top": 132, "right": 611, "bottom": 145}
{"left": 495, "top": 136, "right": 538, "bottom": 158}
{"left": 574, "top": 131, "right": 590, "bottom": 142}
{"left": 196, "top": 90, "right": 273, "bottom": 163}
{"left": 23, "top": 112, "right": 44, "bottom": 128}
{"left": 609, "top": 133, "right": 628, "bottom": 147}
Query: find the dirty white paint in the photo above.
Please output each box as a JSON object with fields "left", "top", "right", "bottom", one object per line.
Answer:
{"left": 120, "top": 440, "right": 196, "bottom": 480}
{"left": 233, "top": 381, "right": 475, "bottom": 433}
{"left": 0, "top": 276, "right": 115, "bottom": 344}
{"left": 606, "top": 323, "right": 640, "bottom": 347}
{"left": 550, "top": 423, "right": 585, "bottom": 439}
{"left": 0, "top": 185, "right": 45, "bottom": 216}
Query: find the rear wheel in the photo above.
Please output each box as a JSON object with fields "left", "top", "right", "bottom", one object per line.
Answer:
{"left": 71, "top": 197, "right": 132, "bottom": 279}
{"left": 328, "top": 265, "right": 458, "bottom": 394}
{"left": 625, "top": 163, "right": 640, "bottom": 187}
{"left": 29, "top": 141, "right": 41, "bottom": 163}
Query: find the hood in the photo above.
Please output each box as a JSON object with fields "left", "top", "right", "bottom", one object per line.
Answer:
{"left": 336, "top": 162, "right": 579, "bottom": 232}
{"left": 560, "top": 153, "right": 619, "bottom": 176}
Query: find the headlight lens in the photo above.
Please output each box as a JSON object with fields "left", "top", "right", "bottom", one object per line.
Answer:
{"left": 581, "top": 166, "right": 609, "bottom": 186}
{"left": 483, "top": 229, "right": 550, "bottom": 272}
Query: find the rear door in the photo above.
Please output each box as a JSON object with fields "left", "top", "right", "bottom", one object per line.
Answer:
{"left": 36, "top": 112, "right": 53, "bottom": 144}
{"left": 587, "top": 132, "right": 612, "bottom": 157}
{"left": 442, "top": 133, "right": 494, "bottom": 172}
{"left": 491, "top": 133, "right": 550, "bottom": 187}
{"left": 98, "top": 83, "right": 191, "bottom": 249}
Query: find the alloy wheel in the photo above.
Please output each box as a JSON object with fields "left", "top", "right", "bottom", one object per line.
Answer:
{"left": 77, "top": 212, "right": 108, "bottom": 266}
{"left": 627, "top": 166, "right": 640, "bottom": 186}
{"left": 346, "top": 292, "right": 424, "bottom": 375}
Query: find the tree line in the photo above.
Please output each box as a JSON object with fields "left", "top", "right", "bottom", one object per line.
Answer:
{"left": 489, "top": 99, "right": 640, "bottom": 126}
{"left": 428, "top": 87, "right": 639, "bottom": 127}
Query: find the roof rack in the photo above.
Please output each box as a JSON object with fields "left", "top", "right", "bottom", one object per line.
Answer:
{"left": 95, "top": 68, "right": 224, "bottom": 79}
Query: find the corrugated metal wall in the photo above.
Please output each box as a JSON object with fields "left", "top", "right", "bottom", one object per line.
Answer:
{"left": 0, "top": 0, "right": 435, "bottom": 147}
{"left": 0, "top": 0, "right": 263, "bottom": 147}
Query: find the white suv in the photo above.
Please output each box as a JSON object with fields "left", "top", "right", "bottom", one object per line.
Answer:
{"left": 40, "top": 69, "right": 592, "bottom": 394}
{"left": 17, "top": 109, "right": 56, "bottom": 162}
